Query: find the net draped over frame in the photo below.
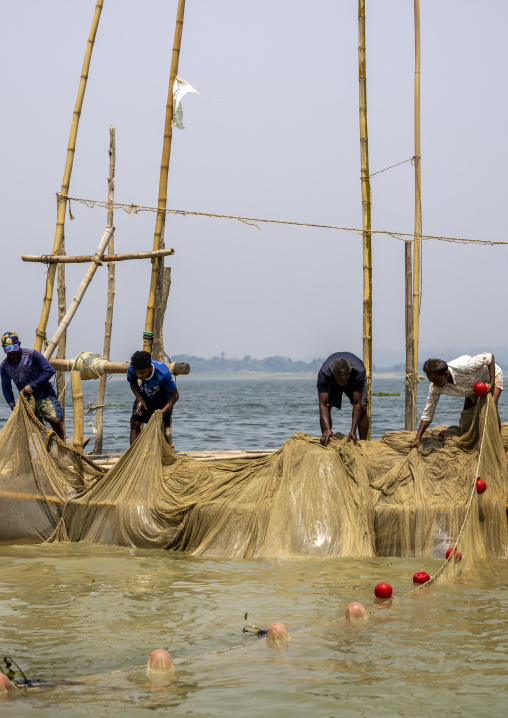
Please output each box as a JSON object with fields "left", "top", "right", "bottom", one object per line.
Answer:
{"left": 1, "top": 394, "right": 507, "bottom": 560}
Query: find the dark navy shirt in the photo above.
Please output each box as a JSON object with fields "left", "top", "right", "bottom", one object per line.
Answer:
{"left": 316, "top": 352, "right": 366, "bottom": 409}
{"left": 127, "top": 360, "right": 176, "bottom": 404}
{"left": 1, "top": 348, "right": 56, "bottom": 408}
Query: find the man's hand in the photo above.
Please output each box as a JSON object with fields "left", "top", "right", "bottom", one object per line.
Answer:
{"left": 487, "top": 382, "right": 495, "bottom": 395}
{"left": 321, "top": 429, "right": 336, "bottom": 446}
{"left": 136, "top": 399, "right": 147, "bottom": 416}
{"left": 21, "top": 385, "right": 33, "bottom": 396}
{"left": 347, "top": 429, "right": 357, "bottom": 444}
{"left": 409, "top": 437, "right": 420, "bottom": 450}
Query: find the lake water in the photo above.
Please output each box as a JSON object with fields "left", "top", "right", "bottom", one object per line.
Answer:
{"left": 1, "top": 377, "right": 507, "bottom": 716}
{"left": 1, "top": 375, "right": 501, "bottom": 454}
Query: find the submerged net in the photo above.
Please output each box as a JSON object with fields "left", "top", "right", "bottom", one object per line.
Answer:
{"left": 0, "top": 393, "right": 507, "bottom": 560}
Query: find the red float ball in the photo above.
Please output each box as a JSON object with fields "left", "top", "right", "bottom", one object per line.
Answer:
{"left": 374, "top": 582, "right": 392, "bottom": 599}
{"left": 474, "top": 382, "right": 488, "bottom": 397}
{"left": 476, "top": 478, "right": 487, "bottom": 494}
{"left": 413, "top": 571, "right": 431, "bottom": 584}
{"left": 446, "top": 547, "right": 462, "bottom": 562}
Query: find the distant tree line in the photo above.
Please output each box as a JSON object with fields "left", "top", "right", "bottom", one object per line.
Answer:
{"left": 171, "top": 353, "right": 325, "bottom": 374}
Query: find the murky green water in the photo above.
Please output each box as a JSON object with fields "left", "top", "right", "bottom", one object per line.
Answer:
{"left": 1, "top": 545, "right": 508, "bottom": 716}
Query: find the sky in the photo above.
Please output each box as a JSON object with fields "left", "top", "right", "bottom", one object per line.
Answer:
{"left": 1, "top": 1, "right": 507, "bottom": 365}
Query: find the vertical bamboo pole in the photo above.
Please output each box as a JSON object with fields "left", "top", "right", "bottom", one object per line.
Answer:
{"left": 56, "top": 233, "right": 67, "bottom": 439}
{"left": 94, "top": 125, "right": 116, "bottom": 455}
{"left": 34, "top": 0, "right": 104, "bottom": 352}
{"left": 411, "top": 0, "right": 422, "bottom": 428}
{"left": 404, "top": 242, "right": 414, "bottom": 429}
{"left": 71, "top": 371, "right": 83, "bottom": 452}
{"left": 143, "top": 0, "right": 186, "bottom": 353}
{"left": 358, "top": 0, "right": 372, "bottom": 437}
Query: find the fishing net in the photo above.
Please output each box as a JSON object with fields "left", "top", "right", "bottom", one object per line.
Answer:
{"left": 0, "top": 396, "right": 105, "bottom": 544}
{"left": 1, "top": 393, "right": 507, "bottom": 560}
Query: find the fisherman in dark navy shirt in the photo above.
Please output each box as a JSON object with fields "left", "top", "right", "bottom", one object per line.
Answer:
{"left": 1, "top": 331, "right": 64, "bottom": 438}
{"left": 316, "top": 352, "right": 368, "bottom": 445}
{"left": 127, "top": 350, "right": 179, "bottom": 445}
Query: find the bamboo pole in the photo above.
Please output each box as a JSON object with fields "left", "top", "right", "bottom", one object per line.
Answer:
{"left": 43, "top": 226, "right": 115, "bottom": 359}
{"left": 22, "top": 248, "right": 175, "bottom": 264}
{"left": 56, "top": 233, "right": 67, "bottom": 438}
{"left": 70, "top": 371, "right": 84, "bottom": 452}
{"left": 152, "top": 267, "right": 172, "bottom": 361}
{"left": 49, "top": 359, "right": 190, "bottom": 376}
{"left": 358, "top": 0, "right": 372, "bottom": 437}
{"left": 34, "top": 0, "right": 104, "bottom": 352}
{"left": 404, "top": 241, "right": 414, "bottom": 429}
{"left": 143, "top": 0, "right": 186, "bottom": 353}
{"left": 94, "top": 126, "right": 116, "bottom": 455}
{"left": 411, "top": 0, "right": 422, "bottom": 428}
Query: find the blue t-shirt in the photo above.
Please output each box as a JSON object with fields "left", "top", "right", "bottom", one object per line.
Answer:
{"left": 127, "top": 360, "right": 176, "bottom": 404}
{"left": 1, "top": 348, "right": 56, "bottom": 408}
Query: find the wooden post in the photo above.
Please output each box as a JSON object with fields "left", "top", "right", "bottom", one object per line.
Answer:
{"left": 404, "top": 241, "right": 414, "bottom": 430}
{"left": 94, "top": 125, "right": 116, "bottom": 455}
{"left": 358, "top": 0, "right": 373, "bottom": 437}
{"left": 70, "top": 371, "right": 83, "bottom": 452}
{"left": 56, "top": 232, "right": 67, "bottom": 438}
{"left": 411, "top": 0, "right": 422, "bottom": 429}
{"left": 144, "top": 0, "right": 186, "bottom": 353}
{"left": 43, "top": 226, "right": 115, "bottom": 359}
{"left": 152, "top": 267, "right": 172, "bottom": 361}
{"left": 34, "top": 1, "right": 104, "bottom": 352}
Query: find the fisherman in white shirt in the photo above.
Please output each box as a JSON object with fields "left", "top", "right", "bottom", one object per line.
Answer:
{"left": 409, "top": 352, "right": 503, "bottom": 450}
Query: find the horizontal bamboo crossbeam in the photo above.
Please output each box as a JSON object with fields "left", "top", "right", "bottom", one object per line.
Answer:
{"left": 22, "top": 248, "right": 175, "bottom": 264}
{"left": 49, "top": 359, "right": 190, "bottom": 376}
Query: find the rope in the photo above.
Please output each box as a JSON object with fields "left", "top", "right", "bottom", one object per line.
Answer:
{"left": 369, "top": 156, "right": 416, "bottom": 178}
{"left": 69, "top": 352, "right": 109, "bottom": 381}
{"left": 56, "top": 193, "right": 508, "bottom": 247}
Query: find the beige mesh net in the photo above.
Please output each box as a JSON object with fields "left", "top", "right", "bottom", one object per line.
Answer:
{"left": 0, "top": 396, "right": 105, "bottom": 544}
{"left": 1, "top": 393, "right": 507, "bottom": 562}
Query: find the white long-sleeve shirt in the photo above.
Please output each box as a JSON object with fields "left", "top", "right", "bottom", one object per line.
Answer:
{"left": 420, "top": 353, "right": 501, "bottom": 423}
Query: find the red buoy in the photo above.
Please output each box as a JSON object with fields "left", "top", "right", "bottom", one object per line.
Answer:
{"left": 374, "top": 582, "right": 392, "bottom": 599}
{"left": 413, "top": 571, "right": 430, "bottom": 584}
{"left": 474, "top": 382, "right": 488, "bottom": 397}
{"left": 446, "top": 547, "right": 462, "bottom": 562}
{"left": 476, "top": 478, "right": 487, "bottom": 494}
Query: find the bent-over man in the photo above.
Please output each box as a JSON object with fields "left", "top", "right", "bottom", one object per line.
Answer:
{"left": 128, "top": 350, "right": 179, "bottom": 445}
{"left": 1, "top": 331, "right": 64, "bottom": 439}
{"left": 317, "top": 352, "right": 368, "bottom": 446}
{"left": 410, "top": 352, "right": 503, "bottom": 450}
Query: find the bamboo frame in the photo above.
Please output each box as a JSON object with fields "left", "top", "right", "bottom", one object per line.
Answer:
{"left": 404, "top": 241, "right": 414, "bottom": 429}
{"left": 143, "top": 0, "right": 186, "bottom": 352}
{"left": 34, "top": 0, "right": 104, "bottom": 352}
{"left": 71, "top": 370, "right": 84, "bottom": 452}
{"left": 49, "top": 359, "right": 190, "bottom": 376}
{"left": 22, "top": 249, "right": 174, "bottom": 264}
{"left": 411, "top": 0, "right": 422, "bottom": 423}
{"left": 94, "top": 125, "right": 116, "bottom": 455}
{"left": 56, "top": 233, "right": 67, "bottom": 438}
{"left": 43, "top": 226, "right": 115, "bottom": 359}
{"left": 358, "top": 0, "right": 372, "bottom": 436}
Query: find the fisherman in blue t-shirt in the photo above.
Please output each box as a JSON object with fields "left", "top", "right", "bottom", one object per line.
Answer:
{"left": 127, "top": 350, "right": 179, "bottom": 445}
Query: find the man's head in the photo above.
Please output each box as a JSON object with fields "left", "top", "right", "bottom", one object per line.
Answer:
{"left": 331, "top": 357, "right": 352, "bottom": 386}
{"left": 2, "top": 332, "right": 21, "bottom": 362}
{"left": 130, "top": 350, "right": 153, "bottom": 380}
{"left": 423, "top": 358, "right": 450, "bottom": 388}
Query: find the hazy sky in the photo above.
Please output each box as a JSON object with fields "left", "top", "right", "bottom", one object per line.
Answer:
{"left": 1, "top": 1, "right": 507, "bottom": 364}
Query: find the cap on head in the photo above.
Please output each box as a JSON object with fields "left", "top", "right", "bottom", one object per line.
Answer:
{"left": 2, "top": 332, "right": 20, "bottom": 354}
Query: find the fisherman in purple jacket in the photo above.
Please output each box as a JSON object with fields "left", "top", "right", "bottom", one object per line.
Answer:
{"left": 1, "top": 331, "right": 64, "bottom": 439}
